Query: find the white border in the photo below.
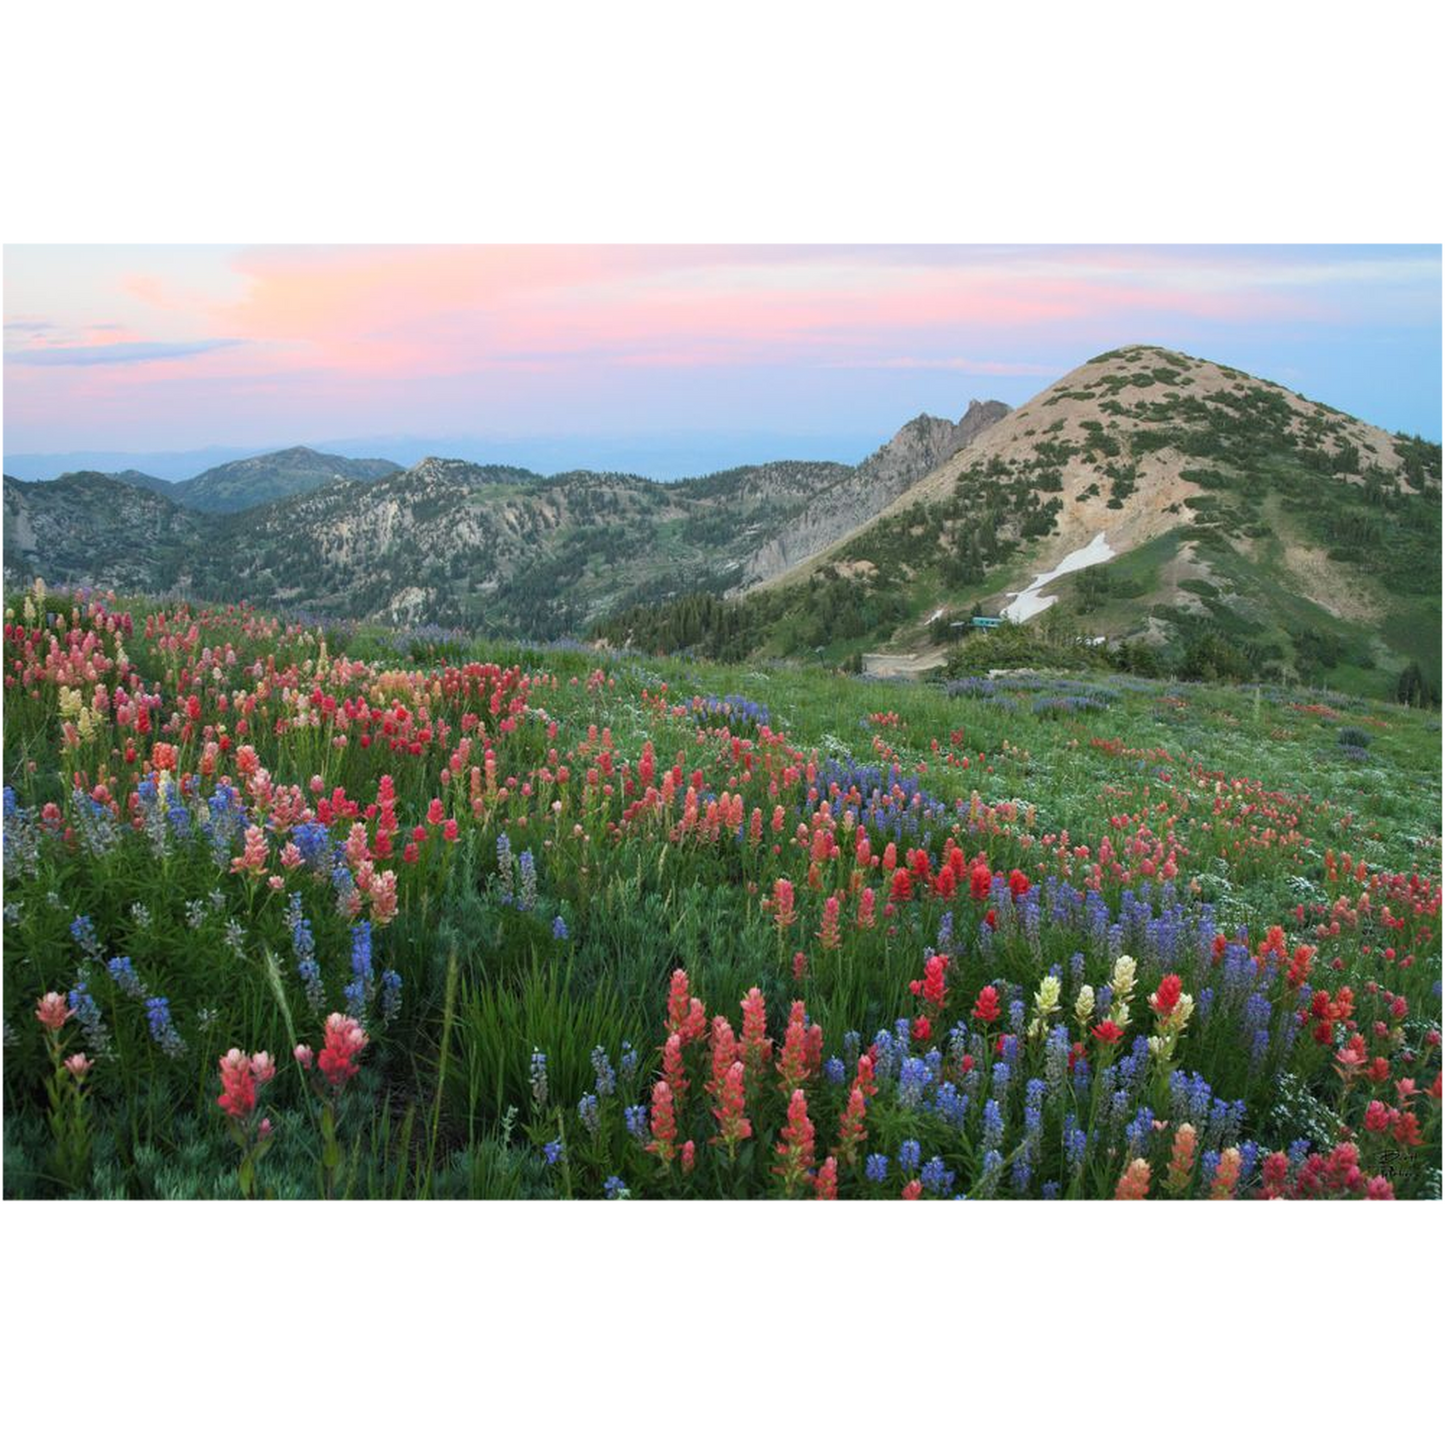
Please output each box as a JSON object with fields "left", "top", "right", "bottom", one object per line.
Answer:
{"left": 2, "top": 0, "right": 1442, "bottom": 1435}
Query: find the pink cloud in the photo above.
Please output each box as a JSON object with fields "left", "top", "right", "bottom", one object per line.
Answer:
{"left": 9, "top": 244, "right": 1431, "bottom": 455}
{"left": 180, "top": 246, "right": 1303, "bottom": 386}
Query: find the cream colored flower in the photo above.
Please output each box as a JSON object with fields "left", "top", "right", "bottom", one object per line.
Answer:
{"left": 1034, "top": 975, "right": 1061, "bottom": 1016}
{"left": 1028, "top": 974, "right": 1062, "bottom": 1040}
{"left": 1110, "top": 954, "right": 1138, "bottom": 1002}
{"left": 1074, "top": 985, "right": 1095, "bottom": 1027}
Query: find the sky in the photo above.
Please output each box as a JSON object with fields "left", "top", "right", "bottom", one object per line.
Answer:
{"left": 3, "top": 244, "right": 1440, "bottom": 479}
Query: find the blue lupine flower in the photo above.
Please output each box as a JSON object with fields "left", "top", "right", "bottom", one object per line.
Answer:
{"left": 1125, "top": 1106, "right": 1155, "bottom": 1158}
{"left": 897, "top": 1056, "right": 931, "bottom": 1109}
{"left": 287, "top": 892, "right": 313, "bottom": 953}
{"left": 982, "top": 1098, "right": 1005, "bottom": 1151}
{"left": 935, "top": 1081, "right": 967, "bottom": 1129}
{"left": 1042, "top": 1181, "right": 1061, "bottom": 1199}
{"left": 380, "top": 969, "right": 402, "bottom": 1024}
{"left": 1242, "top": 990, "right": 1272, "bottom": 1038}
{"left": 1044, "top": 1025, "right": 1071, "bottom": 1093}
{"left": 496, "top": 833, "right": 513, "bottom": 903}
{"left": 518, "top": 850, "right": 537, "bottom": 912}
{"left": 603, "top": 1176, "right": 629, "bottom": 1200}
{"left": 144, "top": 996, "right": 186, "bottom": 1059}
{"left": 823, "top": 1056, "right": 846, "bottom": 1087}
{"left": 166, "top": 794, "right": 193, "bottom": 842}
{"left": 947, "top": 1022, "right": 971, "bottom": 1073}
{"left": 343, "top": 977, "right": 366, "bottom": 1021}
{"left": 1249, "top": 1027, "right": 1271, "bottom": 1070}
{"left": 1197, "top": 987, "right": 1215, "bottom": 1024}
{"left": 1129, "top": 1034, "right": 1150, "bottom": 1079}
{"left": 351, "top": 921, "right": 373, "bottom": 986}
{"left": 870, "top": 1029, "right": 898, "bottom": 1082}
{"left": 204, "top": 783, "right": 245, "bottom": 865}
{"left": 577, "top": 1093, "right": 601, "bottom": 1137}
{"left": 591, "top": 1045, "right": 616, "bottom": 1097}
{"left": 1063, "top": 1116, "right": 1088, "bottom": 1171}
{"left": 898, "top": 1139, "right": 922, "bottom": 1174}
{"left": 1239, "top": 1140, "right": 1259, "bottom": 1184}
{"left": 331, "top": 863, "right": 358, "bottom": 916}
{"left": 543, "top": 1138, "right": 565, "bottom": 1166}
{"left": 552, "top": 915, "right": 569, "bottom": 941}
{"left": 685, "top": 693, "right": 771, "bottom": 731}
{"left": 920, "top": 1157, "right": 955, "bottom": 1196}
{"left": 71, "top": 787, "right": 119, "bottom": 856}
{"left": 864, "top": 1153, "right": 889, "bottom": 1184}
{"left": 975, "top": 1150, "right": 1005, "bottom": 1198}
{"left": 106, "top": 955, "right": 145, "bottom": 1000}
{"left": 1107, "top": 1089, "right": 1130, "bottom": 1134}
{"left": 2, "top": 787, "right": 43, "bottom": 876}
{"left": 530, "top": 1049, "right": 549, "bottom": 1108}
{"left": 1227, "top": 1099, "right": 1248, "bottom": 1146}
{"left": 619, "top": 1042, "right": 639, "bottom": 1084}
{"left": 68, "top": 981, "right": 110, "bottom": 1055}
{"left": 624, "top": 1104, "right": 649, "bottom": 1140}
{"left": 70, "top": 914, "right": 102, "bottom": 962}
{"left": 293, "top": 821, "right": 330, "bottom": 870}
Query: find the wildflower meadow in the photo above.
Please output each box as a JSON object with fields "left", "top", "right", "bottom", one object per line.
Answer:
{"left": 2, "top": 580, "right": 1440, "bottom": 1200}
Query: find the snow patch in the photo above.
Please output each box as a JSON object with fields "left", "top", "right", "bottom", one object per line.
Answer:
{"left": 1002, "top": 533, "right": 1115, "bottom": 622}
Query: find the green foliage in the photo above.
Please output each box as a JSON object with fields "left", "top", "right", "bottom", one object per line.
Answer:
{"left": 1397, "top": 660, "right": 1441, "bottom": 709}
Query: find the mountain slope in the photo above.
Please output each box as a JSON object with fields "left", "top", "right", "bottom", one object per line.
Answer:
{"left": 104, "top": 469, "right": 176, "bottom": 497}
{"left": 199, "top": 456, "right": 858, "bottom": 635}
{"left": 3, "top": 474, "right": 205, "bottom": 593}
{"left": 736, "top": 400, "right": 1008, "bottom": 584}
{"left": 601, "top": 346, "right": 1441, "bottom": 695}
{"left": 173, "top": 446, "right": 401, "bottom": 512}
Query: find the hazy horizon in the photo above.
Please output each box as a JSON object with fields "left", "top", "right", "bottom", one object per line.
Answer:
{"left": 2, "top": 426, "right": 905, "bottom": 484}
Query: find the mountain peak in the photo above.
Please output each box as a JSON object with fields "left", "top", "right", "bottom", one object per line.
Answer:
{"left": 173, "top": 447, "right": 401, "bottom": 513}
{"left": 745, "top": 343, "right": 1440, "bottom": 691}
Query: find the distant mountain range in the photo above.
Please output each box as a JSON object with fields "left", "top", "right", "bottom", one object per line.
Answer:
{"left": 4, "top": 400, "right": 999, "bottom": 636}
{"left": 17, "top": 446, "right": 403, "bottom": 515}
{"left": 6, "top": 345, "right": 1440, "bottom": 696}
